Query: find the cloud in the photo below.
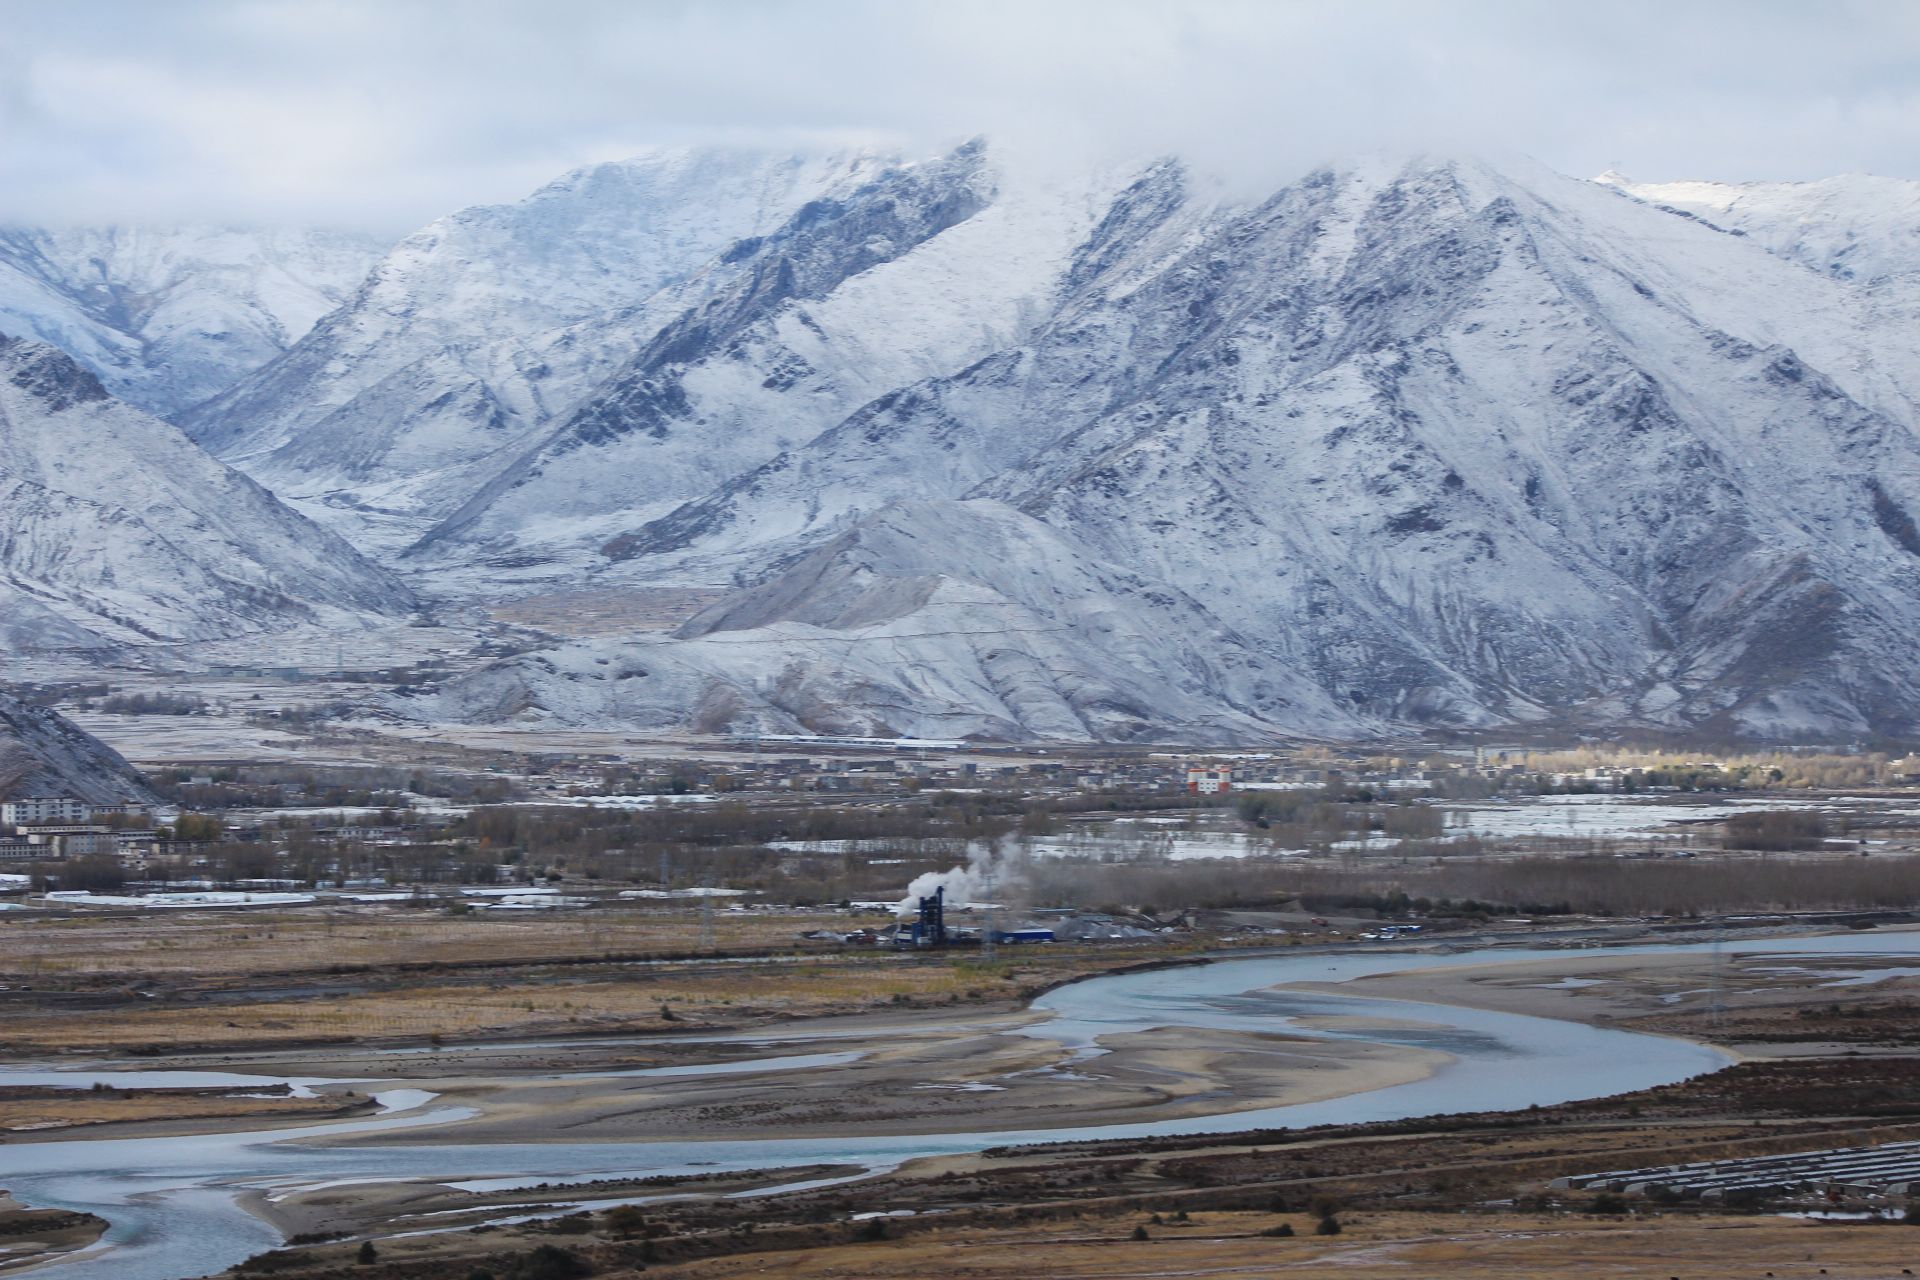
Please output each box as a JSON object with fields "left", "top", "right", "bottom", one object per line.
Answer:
{"left": 1, "top": 0, "right": 1917, "bottom": 233}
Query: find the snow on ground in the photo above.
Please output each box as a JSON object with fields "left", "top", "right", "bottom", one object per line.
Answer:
{"left": 1445, "top": 794, "right": 1826, "bottom": 840}
{"left": 42, "top": 890, "right": 317, "bottom": 908}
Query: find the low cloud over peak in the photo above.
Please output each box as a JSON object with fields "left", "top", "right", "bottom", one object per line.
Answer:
{"left": 3, "top": 0, "right": 1918, "bottom": 233}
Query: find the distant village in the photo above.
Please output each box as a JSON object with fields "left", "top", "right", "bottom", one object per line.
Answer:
{"left": 0, "top": 738, "right": 1879, "bottom": 885}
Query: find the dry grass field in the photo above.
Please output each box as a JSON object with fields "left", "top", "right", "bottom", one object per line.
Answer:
{"left": 0, "top": 964, "right": 1033, "bottom": 1053}
{"left": 0, "top": 907, "right": 862, "bottom": 979}
{"left": 648, "top": 1211, "right": 1920, "bottom": 1280}
{"left": 489, "top": 586, "right": 727, "bottom": 635}
{"left": 0, "top": 1086, "right": 367, "bottom": 1133}
{"left": 0, "top": 906, "right": 1176, "bottom": 1053}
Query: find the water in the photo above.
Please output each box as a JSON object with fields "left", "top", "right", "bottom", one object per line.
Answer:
{"left": 5, "top": 930, "right": 1915, "bottom": 1279}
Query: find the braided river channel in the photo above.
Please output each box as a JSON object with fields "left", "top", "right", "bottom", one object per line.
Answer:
{"left": 7, "top": 930, "right": 1918, "bottom": 1279}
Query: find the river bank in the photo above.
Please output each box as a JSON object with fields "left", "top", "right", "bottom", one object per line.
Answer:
{"left": 5, "top": 926, "right": 1917, "bottom": 1279}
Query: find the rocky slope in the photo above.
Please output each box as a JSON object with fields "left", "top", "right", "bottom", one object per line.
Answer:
{"left": 0, "top": 691, "right": 153, "bottom": 804}
{"left": 405, "top": 154, "right": 1920, "bottom": 742}
{"left": 0, "top": 225, "right": 385, "bottom": 417}
{"left": 0, "top": 334, "right": 414, "bottom": 652}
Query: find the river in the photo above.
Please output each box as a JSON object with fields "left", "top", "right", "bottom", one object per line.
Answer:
{"left": 4, "top": 930, "right": 1914, "bottom": 1279}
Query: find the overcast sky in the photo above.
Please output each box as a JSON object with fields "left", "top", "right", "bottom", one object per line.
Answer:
{"left": 3, "top": 0, "right": 1918, "bottom": 233}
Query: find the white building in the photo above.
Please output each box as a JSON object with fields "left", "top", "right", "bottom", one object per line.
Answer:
{"left": 1186, "top": 766, "right": 1234, "bottom": 795}
{"left": 1, "top": 798, "right": 94, "bottom": 826}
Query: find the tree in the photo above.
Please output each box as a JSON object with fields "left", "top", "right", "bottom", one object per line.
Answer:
{"left": 171, "top": 812, "right": 225, "bottom": 842}
{"left": 56, "top": 855, "right": 125, "bottom": 893}
{"left": 356, "top": 1239, "right": 378, "bottom": 1264}
{"left": 602, "top": 1204, "right": 649, "bottom": 1238}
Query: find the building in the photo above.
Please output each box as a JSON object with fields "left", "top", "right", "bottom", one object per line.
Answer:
{"left": 1186, "top": 766, "right": 1234, "bottom": 795}
{"left": 14, "top": 826, "right": 118, "bottom": 858}
{"left": 1, "top": 797, "right": 95, "bottom": 826}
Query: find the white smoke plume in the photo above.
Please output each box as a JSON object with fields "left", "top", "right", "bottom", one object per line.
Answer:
{"left": 894, "top": 840, "right": 1018, "bottom": 917}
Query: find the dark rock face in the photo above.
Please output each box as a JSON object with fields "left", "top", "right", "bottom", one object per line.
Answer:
{"left": 0, "top": 333, "right": 109, "bottom": 413}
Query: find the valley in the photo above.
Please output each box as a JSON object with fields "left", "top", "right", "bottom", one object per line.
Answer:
{"left": 4, "top": 27, "right": 1920, "bottom": 1280}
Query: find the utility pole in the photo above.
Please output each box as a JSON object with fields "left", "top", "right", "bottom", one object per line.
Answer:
{"left": 981, "top": 859, "right": 997, "bottom": 964}
{"left": 1709, "top": 915, "right": 1727, "bottom": 1030}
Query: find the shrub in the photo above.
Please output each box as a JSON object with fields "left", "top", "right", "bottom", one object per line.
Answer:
{"left": 1723, "top": 810, "right": 1827, "bottom": 851}
{"left": 1314, "top": 1213, "right": 1342, "bottom": 1236}
{"left": 602, "top": 1205, "right": 650, "bottom": 1238}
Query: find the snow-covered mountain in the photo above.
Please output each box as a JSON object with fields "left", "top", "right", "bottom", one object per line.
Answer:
{"left": 0, "top": 334, "right": 413, "bottom": 651}
{"left": 182, "top": 147, "right": 927, "bottom": 557}
{"left": 399, "top": 142, "right": 1151, "bottom": 574}
{"left": 402, "top": 153, "right": 1920, "bottom": 742}
{"left": 0, "top": 225, "right": 386, "bottom": 418}
{"left": 139, "top": 140, "right": 1920, "bottom": 742}
{"left": 0, "top": 691, "right": 153, "bottom": 804}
